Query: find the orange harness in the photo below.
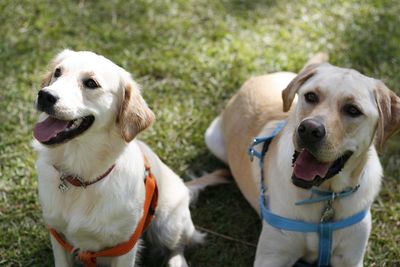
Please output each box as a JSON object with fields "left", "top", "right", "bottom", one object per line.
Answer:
{"left": 49, "top": 156, "right": 158, "bottom": 267}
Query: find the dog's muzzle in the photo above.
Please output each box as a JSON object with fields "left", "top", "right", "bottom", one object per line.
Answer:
{"left": 291, "top": 150, "right": 353, "bottom": 189}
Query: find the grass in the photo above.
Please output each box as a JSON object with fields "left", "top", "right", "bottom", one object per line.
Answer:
{"left": 0, "top": 0, "right": 399, "bottom": 266}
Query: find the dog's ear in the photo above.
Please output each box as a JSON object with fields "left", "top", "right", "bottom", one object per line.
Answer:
{"left": 282, "top": 63, "right": 320, "bottom": 112}
{"left": 374, "top": 81, "right": 400, "bottom": 154}
{"left": 117, "top": 79, "right": 155, "bottom": 142}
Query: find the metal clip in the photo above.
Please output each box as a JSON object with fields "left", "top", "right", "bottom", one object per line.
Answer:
{"left": 320, "top": 200, "right": 335, "bottom": 223}
{"left": 249, "top": 148, "right": 255, "bottom": 161}
{"left": 58, "top": 175, "right": 69, "bottom": 193}
{"left": 76, "top": 176, "right": 86, "bottom": 188}
{"left": 72, "top": 248, "right": 80, "bottom": 262}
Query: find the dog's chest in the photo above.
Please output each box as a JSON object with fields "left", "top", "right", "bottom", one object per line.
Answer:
{"left": 38, "top": 167, "right": 145, "bottom": 251}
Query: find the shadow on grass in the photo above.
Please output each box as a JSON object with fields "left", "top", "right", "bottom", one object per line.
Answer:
{"left": 185, "top": 152, "right": 260, "bottom": 267}
{"left": 141, "top": 152, "right": 260, "bottom": 267}
{"left": 188, "top": 183, "right": 260, "bottom": 267}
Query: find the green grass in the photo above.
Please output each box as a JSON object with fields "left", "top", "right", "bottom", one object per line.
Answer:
{"left": 1, "top": 0, "right": 399, "bottom": 266}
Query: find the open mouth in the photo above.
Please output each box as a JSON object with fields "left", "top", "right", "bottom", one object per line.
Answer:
{"left": 33, "top": 115, "right": 95, "bottom": 145}
{"left": 291, "top": 149, "right": 353, "bottom": 189}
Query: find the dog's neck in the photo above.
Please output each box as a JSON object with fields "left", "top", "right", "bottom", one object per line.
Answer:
{"left": 36, "top": 127, "right": 127, "bottom": 182}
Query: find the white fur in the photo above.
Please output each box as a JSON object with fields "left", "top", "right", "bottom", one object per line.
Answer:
{"left": 33, "top": 50, "right": 202, "bottom": 267}
{"left": 204, "top": 116, "right": 227, "bottom": 163}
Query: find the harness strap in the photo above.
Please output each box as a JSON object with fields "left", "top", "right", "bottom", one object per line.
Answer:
{"left": 248, "top": 121, "right": 287, "bottom": 195}
{"left": 49, "top": 155, "right": 158, "bottom": 267}
{"left": 295, "top": 185, "right": 360, "bottom": 205}
{"left": 260, "top": 193, "right": 368, "bottom": 267}
{"left": 248, "top": 121, "right": 287, "bottom": 162}
{"left": 318, "top": 224, "right": 332, "bottom": 267}
{"left": 260, "top": 194, "right": 369, "bottom": 232}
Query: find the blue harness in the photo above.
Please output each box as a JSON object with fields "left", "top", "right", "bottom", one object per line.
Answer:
{"left": 248, "top": 121, "right": 369, "bottom": 267}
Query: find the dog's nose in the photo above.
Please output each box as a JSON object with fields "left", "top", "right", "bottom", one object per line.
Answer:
{"left": 37, "top": 90, "right": 58, "bottom": 109}
{"left": 298, "top": 118, "right": 326, "bottom": 143}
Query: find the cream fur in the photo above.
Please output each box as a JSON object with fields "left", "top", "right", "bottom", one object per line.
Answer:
{"left": 204, "top": 61, "right": 398, "bottom": 266}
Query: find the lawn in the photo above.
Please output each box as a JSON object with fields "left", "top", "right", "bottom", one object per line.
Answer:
{"left": 0, "top": 0, "right": 399, "bottom": 266}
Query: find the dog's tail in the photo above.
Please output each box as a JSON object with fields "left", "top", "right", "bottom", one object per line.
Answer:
{"left": 302, "top": 52, "right": 329, "bottom": 70}
{"left": 185, "top": 169, "right": 231, "bottom": 202}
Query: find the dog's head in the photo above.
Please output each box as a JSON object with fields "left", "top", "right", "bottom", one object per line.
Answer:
{"left": 33, "top": 49, "right": 154, "bottom": 145}
{"left": 282, "top": 63, "right": 400, "bottom": 188}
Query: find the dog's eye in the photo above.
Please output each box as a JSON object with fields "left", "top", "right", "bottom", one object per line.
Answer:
{"left": 304, "top": 92, "right": 319, "bottom": 103}
{"left": 54, "top": 68, "right": 62, "bottom": 78}
{"left": 344, "top": 104, "right": 363, "bottom": 117}
{"left": 83, "top": 79, "right": 99, "bottom": 89}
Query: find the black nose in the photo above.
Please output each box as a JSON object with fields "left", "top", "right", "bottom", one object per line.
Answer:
{"left": 37, "top": 90, "right": 58, "bottom": 109}
{"left": 297, "top": 118, "right": 326, "bottom": 144}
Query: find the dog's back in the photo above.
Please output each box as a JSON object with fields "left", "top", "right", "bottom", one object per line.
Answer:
{"left": 206, "top": 72, "right": 295, "bottom": 207}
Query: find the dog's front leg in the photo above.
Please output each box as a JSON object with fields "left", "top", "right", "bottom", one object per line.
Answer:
{"left": 330, "top": 216, "right": 371, "bottom": 267}
{"left": 50, "top": 234, "right": 73, "bottom": 267}
{"left": 167, "top": 250, "right": 188, "bottom": 267}
{"left": 110, "top": 244, "right": 138, "bottom": 267}
{"left": 254, "top": 223, "right": 303, "bottom": 267}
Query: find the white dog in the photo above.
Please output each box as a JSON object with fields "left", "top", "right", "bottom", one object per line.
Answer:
{"left": 204, "top": 56, "right": 400, "bottom": 266}
{"left": 33, "top": 50, "right": 213, "bottom": 267}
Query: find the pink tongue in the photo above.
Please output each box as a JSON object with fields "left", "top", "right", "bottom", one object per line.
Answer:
{"left": 33, "top": 117, "right": 70, "bottom": 142}
{"left": 293, "top": 150, "right": 333, "bottom": 181}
